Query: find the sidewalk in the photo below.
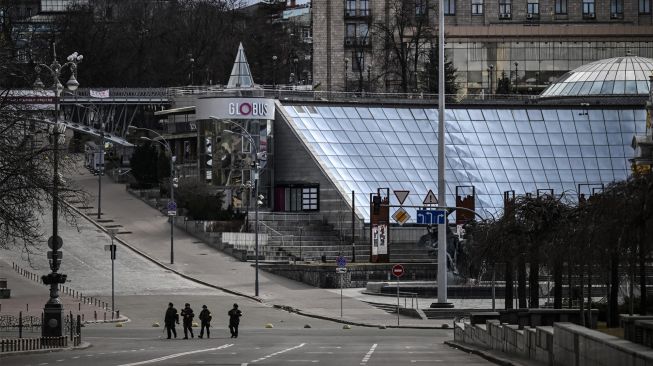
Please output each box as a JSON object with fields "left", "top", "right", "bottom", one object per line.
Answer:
{"left": 72, "top": 170, "right": 449, "bottom": 328}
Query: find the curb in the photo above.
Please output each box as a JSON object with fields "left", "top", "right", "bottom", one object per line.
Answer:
{"left": 66, "top": 201, "right": 262, "bottom": 304}
{"left": 0, "top": 341, "right": 92, "bottom": 358}
{"left": 444, "top": 340, "right": 526, "bottom": 366}
{"left": 272, "top": 304, "right": 452, "bottom": 330}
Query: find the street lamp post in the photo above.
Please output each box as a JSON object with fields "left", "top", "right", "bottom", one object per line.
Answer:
{"left": 514, "top": 62, "right": 519, "bottom": 93}
{"left": 344, "top": 58, "right": 349, "bottom": 92}
{"left": 272, "top": 55, "right": 278, "bottom": 89}
{"left": 210, "top": 117, "right": 263, "bottom": 297}
{"left": 98, "top": 124, "right": 104, "bottom": 219}
{"left": 107, "top": 228, "right": 119, "bottom": 312}
{"left": 128, "top": 126, "right": 175, "bottom": 264}
{"left": 367, "top": 65, "right": 372, "bottom": 93}
{"left": 488, "top": 64, "right": 494, "bottom": 95}
{"left": 33, "top": 43, "right": 83, "bottom": 337}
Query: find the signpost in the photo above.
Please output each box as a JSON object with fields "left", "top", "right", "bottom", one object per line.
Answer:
{"left": 105, "top": 228, "right": 119, "bottom": 312}
{"left": 416, "top": 209, "right": 447, "bottom": 225}
{"left": 167, "top": 201, "right": 177, "bottom": 216}
{"left": 337, "top": 256, "right": 347, "bottom": 317}
{"left": 392, "top": 264, "right": 404, "bottom": 326}
{"left": 392, "top": 208, "right": 411, "bottom": 226}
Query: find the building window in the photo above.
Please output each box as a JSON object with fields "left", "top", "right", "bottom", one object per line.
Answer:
{"left": 610, "top": 0, "right": 623, "bottom": 16}
{"left": 471, "top": 0, "right": 483, "bottom": 15}
{"left": 415, "top": 0, "right": 427, "bottom": 15}
{"left": 641, "top": 0, "right": 651, "bottom": 13}
{"left": 527, "top": 0, "right": 539, "bottom": 15}
{"left": 444, "top": 0, "right": 456, "bottom": 14}
{"left": 345, "top": 22, "right": 368, "bottom": 46}
{"left": 346, "top": 0, "right": 356, "bottom": 16}
{"left": 278, "top": 185, "right": 319, "bottom": 212}
{"left": 353, "top": 51, "right": 365, "bottom": 71}
{"left": 360, "top": 0, "right": 369, "bottom": 15}
{"left": 499, "top": 0, "right": 512, "bottom": 17}
{"left": 583, "top": 0, "right": 595, "bottom": 16}
{"left": 555, "top": 0, "right": 567, "bottom": 14}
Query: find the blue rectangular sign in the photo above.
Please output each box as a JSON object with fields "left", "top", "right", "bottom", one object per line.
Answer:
{"left": 416, "top": 210, "right": 446, "bottom": 225}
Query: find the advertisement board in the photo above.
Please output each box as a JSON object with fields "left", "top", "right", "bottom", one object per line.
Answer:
{"left": 196, "top": 97, "right": 275, "bottom": 120}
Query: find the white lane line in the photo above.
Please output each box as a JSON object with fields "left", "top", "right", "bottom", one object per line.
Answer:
{"left": 407, "top": 351, "right": 439, "bottom": 354}
{"left": 410, "top": 360, "right": 443, "bottom": 363}
{"left": 319, "top": 346, "right": 341, "bottom": 349}
{"left": 287, "top": 361, "right": 319, "bottom": 363}
{"left": 360, "top": 343, "right": 377, "bottom": 365}
{"left": 306, "top": 351, "right": 333, "bottom": 354}
{"left": 72, "top": 356, "right": 80, "bottom": 359}
{"left": 116, "top": 344, "right": 233, "bottom": 366}
{"left": 250, "top": 343, "right": 305, "bottom": 363}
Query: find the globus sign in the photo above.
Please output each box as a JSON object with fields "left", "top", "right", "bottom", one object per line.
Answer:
{"left": 196, "top": 97, "right": 276, "bottom": 120}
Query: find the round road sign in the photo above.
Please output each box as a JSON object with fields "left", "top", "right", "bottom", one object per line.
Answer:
{"left": 392, "top": 264, "right": 404, "bottom": 277}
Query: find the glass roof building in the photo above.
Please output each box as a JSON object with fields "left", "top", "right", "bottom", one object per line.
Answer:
{"left": 540, "top": 56, "right": 653, "bottom": 98}
{"left": 279, "top": 104, "right": 646, "bottom": 222}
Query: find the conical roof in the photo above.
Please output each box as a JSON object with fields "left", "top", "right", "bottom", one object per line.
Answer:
{"left": 227, "top": 43, "right": 255, "bottom": 89}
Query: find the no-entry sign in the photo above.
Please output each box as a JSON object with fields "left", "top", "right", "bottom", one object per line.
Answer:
{"left": 392, "top": 264, "right": 404, "bottom": 277}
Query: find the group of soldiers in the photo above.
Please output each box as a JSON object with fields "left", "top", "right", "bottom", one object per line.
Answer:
{"left": 164, "top": 302, "right": 242, "bottom": 339}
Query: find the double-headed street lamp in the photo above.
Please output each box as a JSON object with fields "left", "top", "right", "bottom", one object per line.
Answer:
{"left": 128, "top": 126, "right": 176, "bottom": 264}
{"left": 210, "top": 117, "right": 264, "bottom": 297}
{"left": 33, "top": 44, "right": 83, "bottom": 337}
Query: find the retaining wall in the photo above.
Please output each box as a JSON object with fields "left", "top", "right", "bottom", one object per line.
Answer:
{"left": 454, "top": 320, "right": 653, "bottom": 366}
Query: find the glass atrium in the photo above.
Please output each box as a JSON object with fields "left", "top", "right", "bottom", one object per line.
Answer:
{"left": 281, "top": 105, "right": 646, "bottom": 222}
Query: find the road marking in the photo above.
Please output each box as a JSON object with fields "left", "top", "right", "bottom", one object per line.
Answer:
{"left": 306, "top": 351, "right": 333, "bottom": 354}
{"left": 407, "top": 351, "right": 439, "bottom": 354}
{"left": 72, "top": 357, "right": 79, "bottom": 359}
{"left": 116, "top": 344, "right": 233, "bottom": 366}
{"left": 250, "top": 343, "right": 305, "bottom": 363}
{"left": 360, "top": 343, "right": 377, "bottom": 365}
{"left": 411, "top": 360, "right": 443, "bottom": 363}
{"left": 287, "top": 361, "right": 319, "bottom": 363}
{"left": 319, "top": 346, "right": 341, "bottom": 349}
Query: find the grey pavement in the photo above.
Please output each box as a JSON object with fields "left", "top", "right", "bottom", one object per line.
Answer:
{"left": 68, "top": 168, "right": 449, "bottom": 327}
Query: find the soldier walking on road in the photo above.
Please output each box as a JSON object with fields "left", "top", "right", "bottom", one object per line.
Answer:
{"left": 181, "top": 303, "right": 195, "bottom": 339}
{"left": 164, "top": 303, "right": 179, "bottom": 339}
{"left": 228, "top": 303, "right": 242, "bottom": 338}
{"left": 198, "top": 305, "right": 212, "bottom": 339}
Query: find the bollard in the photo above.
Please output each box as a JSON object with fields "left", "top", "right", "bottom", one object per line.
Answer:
{"left": 78, "top": 303, "right": 81, "bottom": 311}
{"left": 94, "top": 310, "right": 97, "bottom": 321}
{"left": 76, "top": 315, "right": 81, "bottom": 342}
{"left": 116, "top": 310, "right": 119, "bottom": 319}
{"left": 104, "top": 312, "right": 106, "bottom": 321}
{"left": 19, "top": 311, "right": 23, "bottom": 338}
{"left": 26, "top": 303, "right": 29, "bottom": 312}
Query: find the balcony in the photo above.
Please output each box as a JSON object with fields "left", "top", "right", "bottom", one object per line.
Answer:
{"left": 345, "top": 8, "right": 371, "bottom": 19}
{"left": 344, "top": 36, "right": 371, "bottom": 48}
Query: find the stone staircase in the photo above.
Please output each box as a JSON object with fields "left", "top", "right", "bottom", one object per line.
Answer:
{"left": 251, "top": 212, "right": 368, "bottom": 262}
{"left": 251, "top": 212, "right": 436, "bottom": 264}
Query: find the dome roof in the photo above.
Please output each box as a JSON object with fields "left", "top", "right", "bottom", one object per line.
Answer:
{"left": 540, "top": 56, "right": 653, "bottom": 98}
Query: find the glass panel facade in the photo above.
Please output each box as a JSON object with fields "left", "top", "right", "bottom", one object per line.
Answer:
{"left": 283, "top": 105, "right": 642, "bottom": 222}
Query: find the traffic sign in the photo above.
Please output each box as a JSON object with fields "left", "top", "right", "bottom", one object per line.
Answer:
{"left": 393, "top": 190, "right": 410, "bottom": 205}
{"left": 392, "top": 264, "right": 404, "bottom": 277}
{"left": 336, "top": 255, "right": 347, "bottom": 268}
{"left": 392, "top": 208, "right": 411, "bottom": 225}
{"left": 47, "top": 235, "right": 63, "bottom": 250}
{"left": 168, "top": 210, "right": 177, "bottom": 216}
{"left": 416, "top": 209, "right": 447, "bottom": 225}
{"left": 336, "top": 267, "right": 347, "bottom": 274}
{"left": 167, "top": 201, "right": 177, "bottom": 211}
{"left": 423, "top": 189, "right": 438, "bottom": 205}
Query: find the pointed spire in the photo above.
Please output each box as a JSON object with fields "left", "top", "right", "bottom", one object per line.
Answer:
{"left": 227, "top": 43, "right": 255, "bottom": 89}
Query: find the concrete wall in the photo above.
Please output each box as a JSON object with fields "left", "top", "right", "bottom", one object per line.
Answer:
{"left": 454, "top": 320, "right": 653, "bottom": 366}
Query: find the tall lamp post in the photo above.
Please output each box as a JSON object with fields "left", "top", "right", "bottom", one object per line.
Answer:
{"left": 272, "top": 55, "right": 278, "bottom": 88}
{"left": 33, "top": 44, "right": 83, "bottom": 337}
{"left": 210, "top": 117, "right": 264, "bottom": 297}
{"left": 344, "top": 58, "right": 349, "bottom": 92}
{"left": 128, "top": 126, "right": 176, "bottom": 264}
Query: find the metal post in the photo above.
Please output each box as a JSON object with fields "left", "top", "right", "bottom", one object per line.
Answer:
{"left": 299, "top": 227, "right": 303, "bottom": 261}
{"left": 397, "top": 275, "right": 400, "bottom": 326}
{"left": 437, "top": 0, "right": 449, "bottom": 307}
{"left": 170, "top": 154, "right": 174, "bottom": 265}
{"left": 492, "top": 265, "right": 496, "bottom": 311}
{"left": 111, "top": 236, "right": 115, "bottom": 312}
{"left": 340, "top": 273, "right": 343, "bottom": 318}
{"left": 351, "top": 190, "right": 356, "bottom": 262}
{"left": 97, "top": 128, "right": 103, "bottom": 219}
{"left": 254, "top": 166, "right": 259, "bottom": 297}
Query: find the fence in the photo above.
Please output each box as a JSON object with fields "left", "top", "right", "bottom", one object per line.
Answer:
{"left": 221, "top": 232, "right": 269, "bottom": 256}
{"left": 0, "top": 313, "right": 82, "bottom": 353}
